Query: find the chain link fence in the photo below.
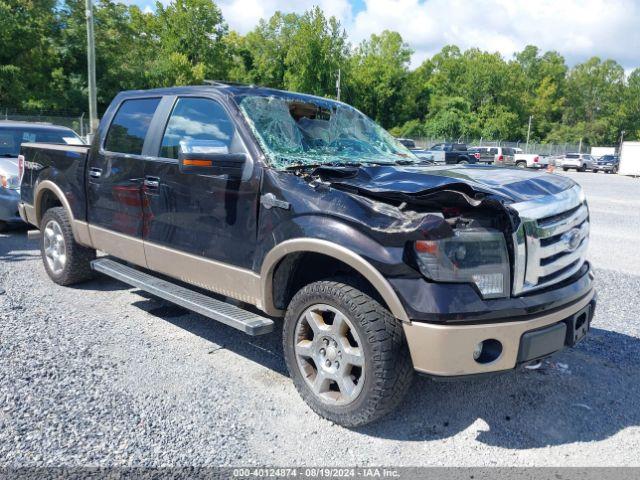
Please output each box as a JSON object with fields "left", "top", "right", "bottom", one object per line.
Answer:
{"left": 411, "top": 137, "right": 593, "bottom": 156}
{"left": 1, "top": 109, "right": 89, "bottom": 138}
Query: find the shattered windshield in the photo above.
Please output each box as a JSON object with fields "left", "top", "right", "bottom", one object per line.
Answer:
{"left": 236, "top": 94, "right": 417, "bottom": 169}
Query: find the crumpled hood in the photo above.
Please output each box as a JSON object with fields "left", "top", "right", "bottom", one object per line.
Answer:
{"left": 315, "top": 164, "right": 577, "bottom": 204}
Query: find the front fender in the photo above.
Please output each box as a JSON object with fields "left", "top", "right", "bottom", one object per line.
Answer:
{"left": 259, "top": 234, "right": 410, "bottom": 322}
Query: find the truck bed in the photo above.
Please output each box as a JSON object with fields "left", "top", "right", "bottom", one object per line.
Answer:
{"left": 19, "top": 142, "right": 90, "bottom": 222}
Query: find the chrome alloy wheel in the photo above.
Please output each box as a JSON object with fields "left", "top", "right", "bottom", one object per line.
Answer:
{"left": 294, "top": 304, "right": 365, "bottom": 405}
{"left": 43, "top": 219, "right": 67, "bottom": 275}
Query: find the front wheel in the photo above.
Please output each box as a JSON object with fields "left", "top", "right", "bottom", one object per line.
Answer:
{"left": 579, "top": 164, "right": 587, "bottom": 172}
{"left": 457, "top": 159, "right": 469, "bottom": 165}
{"left": 283, "top": 280, "right": 414, "bottom": 427}
{"left": 40, "top": 207, "right": 96, "bottom": 285}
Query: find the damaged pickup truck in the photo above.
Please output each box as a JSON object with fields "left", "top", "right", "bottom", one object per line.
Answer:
{"left": 18, "top": 84, "right": 595, "bottom": 426}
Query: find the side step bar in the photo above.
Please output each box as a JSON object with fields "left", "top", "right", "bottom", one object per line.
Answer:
{"left": 91, "top": 258, "right": 274, "bottom": 336}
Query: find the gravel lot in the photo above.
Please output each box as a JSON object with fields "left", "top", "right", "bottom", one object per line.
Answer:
{"left": 1, "top": 171, "right": 639, "bottom": 467}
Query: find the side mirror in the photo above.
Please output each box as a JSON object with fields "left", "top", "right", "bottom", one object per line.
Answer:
{"left": 178, "top": 140, "right": 246, "bottom": 177}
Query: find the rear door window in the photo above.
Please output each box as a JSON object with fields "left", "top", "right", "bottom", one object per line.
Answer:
{"left": 104, "top": 98, "right": 160, "bottom": 155}
{"left": 159, "top": 97, "right": 235, "bottom": 160}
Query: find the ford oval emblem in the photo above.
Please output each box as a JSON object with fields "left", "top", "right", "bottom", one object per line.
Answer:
{"left": 562, "top": 228, "right": 582, "bottom": 252}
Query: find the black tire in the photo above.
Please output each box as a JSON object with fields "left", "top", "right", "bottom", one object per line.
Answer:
{"left": 283, "top": 280, "right": 414, "bottom": 427}
{"left": 612, "top": 166, "right": 618, "bottom": 174}
{"left": 592, "top": 168, "right": 598, "bottom": 173}
{"left": 40, "top": 207, "right": 96, "bottom": 285}
{"left": 579, "top": 164, "right": 587, "bottom": 172}
{"left": 457, "top": 159, "right": 469, "bottom": 165}
{"left": 516, "top": 161, "right": 527, "bottom": 168}
{"left": 0, "top": 221, "right": 7, "bottom": 233}
{"left": 563, "top": 167, "right": 569, "bottom": 172}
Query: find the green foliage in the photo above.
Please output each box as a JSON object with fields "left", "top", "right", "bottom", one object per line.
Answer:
{"left": 0, "top": 0, "right": 637, "bottom": 145}
{"left": 348, "top": 30, "right": 412, "bottom": 128}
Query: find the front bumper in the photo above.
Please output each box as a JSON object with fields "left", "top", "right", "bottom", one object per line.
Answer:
{"left": 403, "top": 289, "right": 595, "bottom": 376}
{"left": 0, "top": 188, "right": 23, "bottom": 224}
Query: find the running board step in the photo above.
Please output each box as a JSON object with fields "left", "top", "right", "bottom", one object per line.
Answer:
{"left": 91, "top": 258, "right": 274, "bottom": 336}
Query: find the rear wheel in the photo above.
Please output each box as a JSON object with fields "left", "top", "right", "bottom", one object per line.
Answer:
{"left": 516, "top": 161, "right": 527, "bottom": 168}
{"left": 0, "top": 221, "right": 7, "bottom": 233}
{"left": 612, "top": 166, "right": 618, "bottom": 174}
{"left": 40, "top": 207, "right": 95, "bottom": 285}
{"left": 563, "top": 167, "right": 569, "bottom": 172}
{"left": 457, "top": 159, "right": 469, "bottom": 165}
{"left": 283, "top": 280, "right": 413, "bottom": 427}
{"left": 579, "top": 164, "right": 587, "bottom": 172}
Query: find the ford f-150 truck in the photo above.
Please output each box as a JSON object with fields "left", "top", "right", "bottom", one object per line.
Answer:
{"left": 18, "top": 84, "right": 595, "bottom": 427}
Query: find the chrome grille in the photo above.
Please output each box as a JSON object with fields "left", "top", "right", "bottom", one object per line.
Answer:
{"left": 511, "top": 185, "right": 589, "bottom": 295}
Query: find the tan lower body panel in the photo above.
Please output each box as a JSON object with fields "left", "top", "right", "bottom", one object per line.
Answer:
{"left": 88, "top": 225, "right": 147, "bottom": 267}
{"left": 19, "top": 203, "right": 36, "bottom": 225}
{"left": 403, "top": 289, "right": 595, "bottom": 376}
{"left": 87, "top": 224, "right": 261, "bottom": 306}
{"left": 144, "top": 242, "right": 261, "bottom": 305}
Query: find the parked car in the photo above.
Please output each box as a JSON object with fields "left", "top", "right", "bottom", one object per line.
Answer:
{"left": 19, "top": 84, "right": 594, "bottom": 426}
{"left": 561, "top": 153, "right": 596, "bottom": 172}
{"left": 490, "top": 146, "right": 516, "bottom": 167}
{"left": 396, "top": 138, "right": 416, "bottom": 149}
{"left": 513, "top": 147, "right": 548, "bottom": 169}
{"left": 468, "top": 146, "right": 495, "bottom": 164}
{"left": 425, "top": 143, "right": 479, "bottom": 164}
{"left": 592, "top": 154, "right": 619, "bottom": 174}
{"left": 0, "top": 121, "right": 83, "bottom": 231}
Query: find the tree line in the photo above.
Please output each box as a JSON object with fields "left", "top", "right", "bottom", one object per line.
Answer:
{"left": 2, "top": 0, "right": 639, "bottom": 145}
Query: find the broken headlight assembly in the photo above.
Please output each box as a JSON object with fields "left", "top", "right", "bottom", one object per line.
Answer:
{"left": 414, "top": 228, "right": 510, "bottom": 299}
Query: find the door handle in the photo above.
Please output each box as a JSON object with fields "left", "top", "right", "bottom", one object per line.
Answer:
{"left": 89, "top": 167, "right": 102, "bottom": 179}
{"left": 144, "top": 176, "right": 160, "bottom": 189}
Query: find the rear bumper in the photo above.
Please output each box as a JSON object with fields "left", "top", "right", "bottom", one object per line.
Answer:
{"left": 595, "top": 164, "right": 615, "bottom": 171}
{"left": 403, "top": 289, "right": 595, "bottom": 376}
{"left": 562, "top": 161, "right": 583, "bottom": 169}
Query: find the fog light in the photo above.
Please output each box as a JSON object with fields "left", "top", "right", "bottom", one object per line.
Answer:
{"left": 473, "top": 339, "right": 503, "bottom": 364}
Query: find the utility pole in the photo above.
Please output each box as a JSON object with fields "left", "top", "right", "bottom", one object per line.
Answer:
{"left": 336, "top": 68, "right": 341, "bottom": 102}
{"left": 619, "top": 130, "right": 626, "bottom": 154}
{"left": 525, "top": 115, "right": 532, "bottom": 153}
{"left": 85, "top": 0, "right": 98, "bottom": 136}
{"left": 578, "top": 137, "right": 582, "bottom": 154}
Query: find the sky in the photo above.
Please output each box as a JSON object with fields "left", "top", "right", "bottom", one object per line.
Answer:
{"left": 127, "top": 0, "right": 640, "bottom": 71}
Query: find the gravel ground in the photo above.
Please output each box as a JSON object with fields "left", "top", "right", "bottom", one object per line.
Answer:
{"left": 1, "top": 171, "right": 639, "bottom": 467}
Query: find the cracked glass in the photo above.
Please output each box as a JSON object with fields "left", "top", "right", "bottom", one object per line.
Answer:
{"left": 236, "top": 94, "right": 417, "bottom": 169}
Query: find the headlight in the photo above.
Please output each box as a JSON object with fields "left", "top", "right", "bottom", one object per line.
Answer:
{"left": 414, "top": 228, "right": 510, "bottom": 298}
{"left": 0, "top": 173, "right": 20, "bottom": 190}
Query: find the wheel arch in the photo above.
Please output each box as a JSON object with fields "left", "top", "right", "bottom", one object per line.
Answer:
{"left": 260, "top": 238, "right": 410, "bottom": 322}
{"left": 33, "top": 180, "right": 92, "bottom": 247}
{"left": 34, "top": 181, "right": 69, "bottom": 226}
